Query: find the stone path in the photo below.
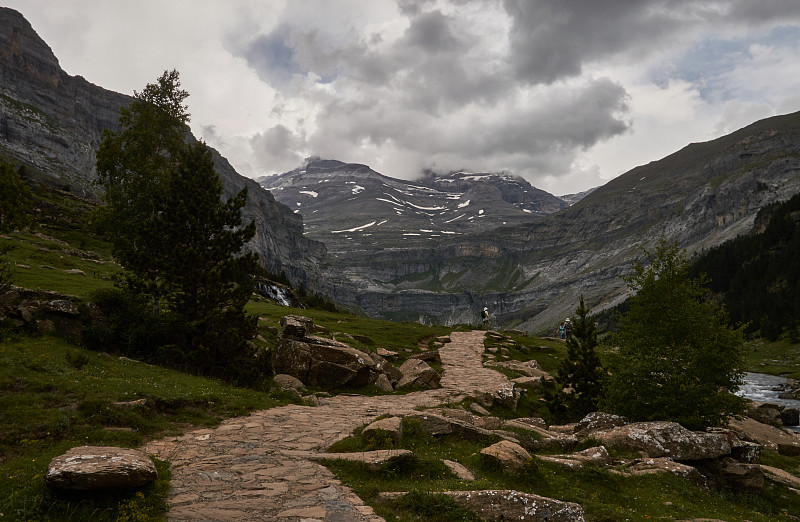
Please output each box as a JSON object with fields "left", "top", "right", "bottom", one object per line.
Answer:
{"left": 144, "top": 330, "right": 512, "bottom": 521}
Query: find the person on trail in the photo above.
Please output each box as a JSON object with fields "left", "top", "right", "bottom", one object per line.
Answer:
{"left": 559, "top": 322, "right": 565, "bottom": 339}
{"left": 564, "top": 317, "right": 572, "bottom": 338}
{"left": 481, "top": 307, "right": 490, "bottom": 329}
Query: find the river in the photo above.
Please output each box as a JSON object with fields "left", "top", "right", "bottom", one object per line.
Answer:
{"left": 737, "top": 372, "right": 800, "bottom": 433}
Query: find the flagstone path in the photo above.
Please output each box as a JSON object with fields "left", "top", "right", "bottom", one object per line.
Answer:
{"left": 143, "top": 330, "right": 512, "bottom": 521}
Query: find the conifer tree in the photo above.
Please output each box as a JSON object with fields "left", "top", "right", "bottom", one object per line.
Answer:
{"left": 159, "top": 141, "right": 260, "bottom": 380}
{"left": 555, "top": 294, "right": 604, "bottom": 418}
{"left": 94, "top": 70, "right": 262, "bottom": 382}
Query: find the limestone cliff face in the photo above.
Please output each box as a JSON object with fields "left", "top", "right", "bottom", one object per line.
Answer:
{"left": 0, "top": 7, "right": 325, "bottom": 286}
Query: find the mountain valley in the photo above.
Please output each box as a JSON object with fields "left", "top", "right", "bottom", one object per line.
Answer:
{"left": 2, "top": 6, "right": 800, "bottom": 333}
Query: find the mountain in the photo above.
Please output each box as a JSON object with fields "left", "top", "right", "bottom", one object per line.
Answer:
{"left": 283, "top": 115, "right": 800, "bottom": 331}
{"left": 0, "top": 7, "right": 324, "bottom": 288}
{"left": 259, "top": 160, "right": 566, "bottom": 254}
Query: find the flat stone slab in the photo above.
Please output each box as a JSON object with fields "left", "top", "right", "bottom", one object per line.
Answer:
{"left": 445, "top": 490, "right": 585, "bottom": 521}
{"left": 46, "top": 446, "right": 157, "bottom": 490}
{"left": 310, "top": 449, "right": 414, "bottom": 471}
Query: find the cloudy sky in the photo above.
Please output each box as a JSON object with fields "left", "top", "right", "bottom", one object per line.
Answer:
{"left": 8, "top": 0, "right": 800, "bottom": 195}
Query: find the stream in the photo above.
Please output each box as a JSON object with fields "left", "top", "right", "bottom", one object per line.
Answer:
{"left": 737, "top": 372, "right": 800, "bottom": 433}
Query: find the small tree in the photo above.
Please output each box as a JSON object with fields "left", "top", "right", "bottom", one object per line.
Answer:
{"left": 554, "top": 294, "right": 604, "bottom": 419}
{"left": 603, "top": 238, "right": 746, "bottom": 429}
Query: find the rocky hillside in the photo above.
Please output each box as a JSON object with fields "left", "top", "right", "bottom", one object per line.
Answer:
{"left": 0, "top": 7, "right": 325, "bottom": 288}
{"left": 259, "top": 159, "right": 566, "bottom": 255}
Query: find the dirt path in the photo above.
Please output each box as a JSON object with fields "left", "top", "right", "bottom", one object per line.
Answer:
{"left": 144, "top": 330, "right": 510, "bottom": 521}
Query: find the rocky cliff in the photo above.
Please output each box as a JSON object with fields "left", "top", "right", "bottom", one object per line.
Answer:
{"left": 0, "top": 7, "right": 325, "bottom": 287}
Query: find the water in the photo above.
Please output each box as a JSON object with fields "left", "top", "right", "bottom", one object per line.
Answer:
{"left": 737, "top": 372, "right": 800, "bottom": 433}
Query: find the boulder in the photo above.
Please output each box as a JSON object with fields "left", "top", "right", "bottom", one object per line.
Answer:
{"left": 362, "top": 417, "right": 403, "bottom": 445}
{"left": 720, "top": 458, "right": 764, "bottom": 492}
{"left": 445, "top": 490, "right": 585, "bottom": 521}
{"left": 574, "top": 412, "right": 627, "bottom": 438}
{"left": 537, "top": 446, "right": 609, "bottom": 470}
{"left": 728, "top": 416, "right": 800, "bottom": 456}
{"left": 442, "top": 459, "right": 475, "bottom": 480}
{"left": 272, "top": 316, "right": 380, "bottom": 389}
{"left": 592, "top": 421, "right": 730, "bottom": 460}
{"left": 744, "top": 402, "right": 783, "bottom": 427}
{"left": 480, "top": 440, "right": 534, "bottom": 472}
{"left": 396, "top": 359, "right": 441, "bottom": 390}
{"left": 373, "top": 373, "right": 394, "bottom": 392}
{"left": 46, "top": 446, "right": 157, "bottom": 490}
{"left": 273, "top": 374, "right": 306, "bottom": 391}
{"left": 622, "top": 457, "right": 708, "bottom": 487}
{"left": 368, "top": 352, "right": 403, "bottom": 384}
{"left": 404, "top": 412, "right": 498, "bottom": 443}
{"left": 781, "top": 408, "right": 799, "bottom": 427}
{"left": 409, "top": 350, "right": 442, "bottom": 364}
{"left": 280, "top": 314, "right": 314, "bottom": 337}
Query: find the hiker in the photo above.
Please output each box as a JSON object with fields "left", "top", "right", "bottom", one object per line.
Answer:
{"left": 559, "top": 322, "right": 565, "bottom": 339}
{"left": 481, "top": 307, "right": 490, "bottom": 329}
{"left": 564, "top": 318, "right": 572, "bottom": 338}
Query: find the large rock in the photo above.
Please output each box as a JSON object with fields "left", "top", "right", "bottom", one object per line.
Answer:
{"left": 574, "top": 412, "right": 627, "bottom": 438}
{"left": 362, "top": 417, "right": 403, "bottom": 445}
{"left": 537, "top": 446, "right": 609, "bottom": 470}
{"left": 592, "top": 421, "right": 731, "bottom": 460}
{"left": 480, "top": 440, "right": 534, "bottom": 472}
{"left": 396, "top": 359, "right": 441, "bottom": 390}
{"left": 720, "top": 458, "right": 764, "bottom": 492}
{"left": 621, "top": 457, "right": 708, "bottom": 487}
{"left": 728, "top": 416, "right": 800, "bottom": 456}
{"left": 404, "top": 412, "right": 497, "bottom": 443}
{"left": 272, "top": 316, "right": 379, "bottom": 389}
{"left": 744, "top": 402, "right": 783, "bottom": 427}
{"left": 445, "top": 490, "right": 585, "bottom": 521}
{"left": 308, "top": 449, "right": 413, "bottom": 471}
{"left": 46, "top": 446, "right": 157, "bottom": 490}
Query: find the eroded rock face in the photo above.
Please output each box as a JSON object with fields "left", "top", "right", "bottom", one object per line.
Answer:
{"left": 46, "top": 446, "right": 157, "bottom": 490}
{"left": 445, "top": 490, "right": 585, "bottom": 522}
{"left": 592, "top": 421, "right": 731, "bottom": 460}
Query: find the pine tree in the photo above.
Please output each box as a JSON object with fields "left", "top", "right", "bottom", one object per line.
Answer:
{"left": 94, "top": 71, "right": 263, "bottom": 383}
{"left": 554, "top": 295, "right": 604, "bottom": 420}
{"left": 95, "top": 70, "right": 189, "bottom": 307}
{"left": 159, "top": 141, "right": 260, "bottom": 381}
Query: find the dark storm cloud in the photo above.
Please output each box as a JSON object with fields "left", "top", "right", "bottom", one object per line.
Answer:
{"left": 242, "top": 24, "right": 302, "bottom": 86}
{"left": 502, "top": 0, "right": 800, "bottom": 86}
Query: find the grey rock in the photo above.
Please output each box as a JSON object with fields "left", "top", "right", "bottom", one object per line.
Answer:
{"left": 592, "top": 421, "right": 731, "bottom": 461}
{"left": 445, "top": 490, "right": 585, "bottom": 522}
{"left": 46, "top": 446, "right": 157, "bottom": 490}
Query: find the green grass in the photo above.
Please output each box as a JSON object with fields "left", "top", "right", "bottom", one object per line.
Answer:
{"left": 0, "top": 334, "right": 297, "bottom": 520}
{"left": 247, "top": 300, "right": 458, "bottom": 363}
{"left": 745, "top": 337, "right": 800, "bottom": 379}
{"left": 323, "top": 419, "right": 800, "bottom": 522}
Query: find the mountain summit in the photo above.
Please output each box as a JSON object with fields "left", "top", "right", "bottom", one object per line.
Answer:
{"left": 260, "top": 159, "right": 567, "bottom": 254}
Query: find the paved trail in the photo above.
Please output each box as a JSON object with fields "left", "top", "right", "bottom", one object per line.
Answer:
{"left": 144, "top": 330, "right": 511, "bottom": 521}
